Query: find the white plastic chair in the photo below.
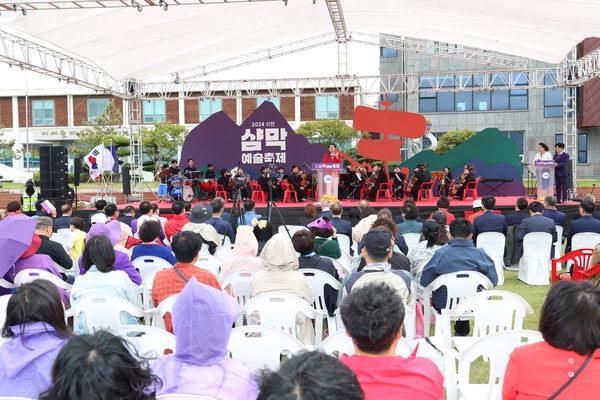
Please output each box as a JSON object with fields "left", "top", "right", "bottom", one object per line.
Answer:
{"left": 152, "top": 294, "right": 179, "bottom": 331}
{"left": 444, "top": 330, "right": 543, "bottom": 400}
{"left": 227, "top": 325, "right": 306, "bottom": 372}
{"left": 571, "top": 232, "right": 600, "bottom": 251}
{"left": 132, "top": 256, "right": 173, "bottom": 279}
{"left": 157, "top": 395, "right": 220, "bottom": 400}
{"left": 194, "top": 255, "right": 224, "bottom": 278}
{"left": 244, "top": 292, "right": 324, "bottom": 345}
{"left": 110, "top": 324, "right": 176, "bottom": 359}
{"left": 218, "top": 234, "right": 231, "bottom": 246}
{"left": 298, "top": 268, "right": 342, "bottom": 333}
{"left": 317, "top": 329, "right": 414, "bottom": 358}
{"left": 518, "top": 232, "right": 553, "bottom": 285}
{"left": 220, "top": 269, "right": 257, "bottom": 327}
{"left": 56, "top": 228, "right": 72, "bottom": 235}
{"left": 214, "top": 244, "right": 236, "bottom": 262}
{"left": 50, "top": 233, "right": 70, "bottom": 251}
{"left": 278, "top": 225, "right": 308, "bottom": 237}
{"left": 140, "top": 269, "right": 162, "bottom": 311}
{"left": 403, "top": 306, "right": 416, "bottom": 345}
{"left": 321, "top": 256, "right": 351, "bottom": 277}
{"left": 553, "top": 225, "right": 564, "bottom": 262}
{"left": 476, "top": 232, "right": 506, "bottom": 286}
{"left": 336, "top": 233, "right": 352, "bottom": 254}
{"left": 403, "top": 233, "right": 421, "bottom": 255}
{"left": 423, "top": 271, "right": 494, "bottom": 337}
{"left": 14, "top": 269, "right": 73, "bottom": 292}
{"left": 0, "top": 295, "right": 11, "bottom": 343}
{"left": 0, "top": 279, "right": 16, "bottom": 290}
{"left": 71, "top": 294, "right": 154, "bottom": 332}
{"left": 441, "top": 290, "right": 534, "bottom": 351}
{"left": 0, "top": 397, "right": 36, "bottom": 400}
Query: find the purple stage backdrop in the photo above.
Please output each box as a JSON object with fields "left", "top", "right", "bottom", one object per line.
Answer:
{"left": 180, "top": 102, "right": 327, "bottom": 178}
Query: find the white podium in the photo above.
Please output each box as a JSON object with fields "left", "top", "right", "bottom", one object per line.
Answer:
{"left": 535, "top": 160, "right": 555, "bottom": 201}
{"left": 312, "top": 162, "right": 344, "bottom": 200}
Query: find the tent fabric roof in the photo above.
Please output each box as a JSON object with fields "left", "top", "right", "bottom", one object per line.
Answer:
{"left": 3, "top": 0, "right": 600, "bottom": 81}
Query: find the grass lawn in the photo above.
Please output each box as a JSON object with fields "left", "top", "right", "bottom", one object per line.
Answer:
{"left": 0, "top": 181, "right": 160, "bottom": 190}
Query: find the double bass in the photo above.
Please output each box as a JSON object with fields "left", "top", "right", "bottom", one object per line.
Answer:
{"left": 404, "top": 164, "right": 429, "bottom": 195}
{"left": 450, "top": 164, "right": 476, "bottom": 196}
{"left": 363, "top": 171, "right": 379, "bottom": 195}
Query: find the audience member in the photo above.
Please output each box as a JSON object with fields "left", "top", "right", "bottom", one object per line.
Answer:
{"left": 430, "top": 210, "right": 449, "bottom": 243}
{"left": 206, "top": 197, "right": 235, "bottom": 244}
{"left": 68, "top": 216, "right": 86, "bottom": 261}
{"left": 348, "top": 207, "right": 362, "bottom": 227}
{"left": 118, "top": 205, "right": 136, "bottom": 227}
{"left": 164, "top": 202, "right": 188, "bottom": 241}
{"left": 517, "top": 201, "right": 557, "bottom": 257}
{"left": 182, "top": 204, "right": 220, "bottom": 254}
{"left": 252, "top": 220, "right": 274, "bottom": 255}
{"left": 0, "top": 280, "right": 72, "bottom": 398}
{"left": 113, "top": 221, "right": 132, "bottom": 258}
{"left": 38, "top": 331, "right": 161, "bottom": 400}
{"left": 71, "top": 235, "right": 142, "bottom": 333}
{"left": 33, "top": 199, "right": 56, "bottom": 218}
{"left": 152, "top": 231, "right": 221, "bottom": 333}
{"left": 133, "top": 201, "right": 160, "bottom": 236}
{"left": 503, "top": 281, "right": 600, "bottom": 399}
{"left": 308, "top": 216, "right": 342, "bottom": 259}
{"left": 566, "top": 200, "right": 600, "bottom": 252}
{"left": 258, "top": 351, "right": 363, "bottom": 400}
{"left": 131, "top": 220, "right": 176, "bottom": 265}
{"left": 394, "top": 199, "right": 422, "bottom": 224}
{"left": 572, "top": 194, "right": 600, "bottom": 221}
{"left": 105, "top": 203, "right": 119, "bottom": 221}
{"left": 408, "top": 219, "right": 446, "bottom": 279}
{"left": 221, "top": 227, "right": 265, "bottom": 277}
{"left": 4, "top": 201, "right": 21, "bottom": 217}
{"left": 472, "top": 195, "right": 507, "bottom": 245}
{"left": 53, "top": 204, "right": 73, "bottom": 230}
{"left": 152, "top": 277, "right": 259, "bottom": 398}
{"left": 318, "top": 199, "right": 333, "bottom": 219}
{"left": 87, "top": 199, "right": 107, "bottom": 226}
{"left": 183, "top": 201, "right": 192, "bottom": 216}
{"left": 250, "top": 233, "right": 314, "bottom": 345}
{"left": 429, "top": 196, "right": 455, "bottom": 225}
{"left": 340, "top": 282, "right": 444, "bottom": 400}
{"left": 397, "top": 203, "right": 422, "bottom": 234}
{"left": 34, "top": 217, "right": 73, "bottom": 271}
{"left": 466, "top": 199, "right": 484, "bottom": 223}
{"left": 331, "top": 201, "right": 353, "bottom": 253}
{"left": 421, "top": 218, "right": 497, "bottom": 335}
{"left": 293, "top": 229, "right": 339, "bottom": 316}
{"left": 505, "top": 197, "right": 530, "bottom": 227}
{"left": 352, "top": 207, "right": 378, "bottom": 243}
{"left": 298, "top": 203, "right": 318, "bottom": 227}
{"left": 542, "top": 195, "right": 566, "bottom": 227}
{"left": 356, "top": 218, "right": 410, "bottom": 271}
{"left": 238, "top": 200, "right": 262, "bottom": 227}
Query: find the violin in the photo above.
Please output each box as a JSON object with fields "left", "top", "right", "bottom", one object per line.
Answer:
{"left": 450, "top": 164, "right": 476, "bottom": 196}
{"left": 364, "top": 171, "right": 379, "bottom": 195}
{"left": 404, "top": 164, "right": 429, "bottom": 195}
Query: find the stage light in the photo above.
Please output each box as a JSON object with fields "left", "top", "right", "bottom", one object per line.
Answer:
{"left": 283, "top": 0, "right": 288, "bottom": 5}
{"left": 137, "top": 5, "right": 143, "bottom": 11}
{"left": 159, "top": 0, "right": 168, "bottom": 11}
{"left": 131, "top": 0, "right": 142, "bottom": 11}
{"left": 21, "top": 7, "right": 27, "bottom": 15}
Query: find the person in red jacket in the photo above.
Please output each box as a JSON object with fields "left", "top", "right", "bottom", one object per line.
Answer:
{"left": 322, "top": 143, "right": 342, "bottom": 163}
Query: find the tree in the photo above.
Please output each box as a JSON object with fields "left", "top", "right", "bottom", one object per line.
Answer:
{"left": 0, "top": 128, "right": 21, "bottom": 162}
{"left": 296, "top": 119, "right": 368, "bottom": 151}
{"left": 141, "top": 122, "right": 188, "bottom": 174}
{"left": 435, "top": 128, "right": 478, "bottom": 155}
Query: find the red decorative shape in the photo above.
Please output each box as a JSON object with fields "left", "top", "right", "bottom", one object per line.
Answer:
{"left": 353, "top": 106, "right": 426, "bottom": 139}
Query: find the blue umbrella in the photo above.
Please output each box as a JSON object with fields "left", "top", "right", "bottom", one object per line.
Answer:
{"left": 0, "top": 214, "right": 37, "bottom": 277}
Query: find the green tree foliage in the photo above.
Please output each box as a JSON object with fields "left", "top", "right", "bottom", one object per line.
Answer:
{"left": 0, "top": 129, "right": 21, "bottom": 161}
{"left": 435, "top": 128, "right": 478, "bottom": 155}
{"left": 141, "top": 122, "right": 188, "bottom": 174}
{"left": 296, "top": 119, "right": 368, "bottom": 151}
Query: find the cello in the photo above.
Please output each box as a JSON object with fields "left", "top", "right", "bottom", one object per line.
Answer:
{"left": 450, "top": 164, "right": 476, "bottom": 196}
{"left": 404, "top": 164, "right": 429, "bottom": 195}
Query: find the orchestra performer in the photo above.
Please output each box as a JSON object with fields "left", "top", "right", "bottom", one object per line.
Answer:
{"left": 410, "top": 164, "right": 431, "bottom": 201}
{"left": 439, "top": 166, "right": 453, "bottom": 197}
{"left": 289, "top": 165, "right": 307, "bottom": 201}
{"left": 183, "top": 158, "right": 197, "bottom": 175}
{"left": 339, "top": 166, "right": 354, "bottom": 199}
{"left": 534, "top": 142, "right": 553, "bottom": 161}
{"left": 351, "top": 166, "right": 366, "bottom": 200}
{"left": 205, "top": 164, "right": 216, "bottom": 179}
{"left": 158, "top": 163, "right": 172, "bottom": 184}
{"left": 453, "top": 165, "right": 475, "bottom": 199}
{"left": 234, "top": 167, "right": 251, "bottom": 200}
{"left": 217, "top": 168, "right": 233, "bottom": 199}
{"left": 258, "top": 166, "right": 276, "bottom": 201}
{"left": 169, "top": 159, "right": 180, "bottom": 176}
{"left": 368, "top": 164, "right": 388, "bottom": 202}
{"left": 391, "top": 166, "right": 406, "bottom": 199}
{"left": 323, "top": 143, "right": 342, "bottom": 163}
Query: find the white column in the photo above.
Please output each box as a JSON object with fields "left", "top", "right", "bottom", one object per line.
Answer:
{"left": 11, "top": 96, "right": 23, "bottom": 170}
{"left": 67, "top": 94, "right": 74, "bottom": 127}
{"left": 295, "top": 96, "right": 301, "bottom": 128}
{"left": 236, "top": 90, "right": 242, "bottom": 125}
{"left": 178, "top": 92, "right": 185, "bottom": 125}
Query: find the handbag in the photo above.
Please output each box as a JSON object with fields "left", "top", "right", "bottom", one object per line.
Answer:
{"left": 547, "top": 351, "right": 594, "bottom": 400}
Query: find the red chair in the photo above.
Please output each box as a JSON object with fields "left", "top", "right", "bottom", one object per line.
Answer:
{"left": 215, "top": 184, "right": 228, "bottom": 201}
{"left": 249, "top": 180, "right": 266, "bottom": 203}
{"left": 377, "top": 178, "right": 394, "bottom": 200}
{"left": 417, "top": 180, "right": 435, "bottom": 200}
{"left": 462, "top": 177, "right": 480, "bottom": 201}
{"left": 280, "top": 181, "right": 298, "bottom": 203}
{"left": 551, "top": 248, "right": 595, "bottom": 284}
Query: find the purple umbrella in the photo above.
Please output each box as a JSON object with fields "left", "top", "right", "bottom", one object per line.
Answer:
{"left": 0, "top": 214, "right": 37, "bottom": 277}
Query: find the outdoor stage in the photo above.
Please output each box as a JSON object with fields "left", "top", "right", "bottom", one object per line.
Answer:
{"left": 74, "top": 196, "right": 583, "bottom": 232}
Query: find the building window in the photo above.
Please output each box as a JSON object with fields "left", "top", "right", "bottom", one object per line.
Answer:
{"left": 499, "top": 131, "right": 524, "bottom": 157}
{"left": 143, "top": 99, "right": 166, "bottom": 123}
{"left": 418, "top": 73, "right": 528, "bottom": 113}
{"left": 32, "top": 100, "right": 54, "bottom": 126}
{"left": 315, "top": 96, "right": 339, "bottom": 119}
{"left": 380, "top": 47, "right": 398, "bottom": 57}
{"left": 544, "top": 71, "right": 563, "bottom": 118}
{"left": 199, "top": 99, "right": 222, "bottom": 122}
{"left": 578, "top": 133, "right": 587, "bottom": 163}
{"left": 257, "top": 97, "right": 280, "bottom": 111}
{"left": 87, "top": 99, "right": 109, "bottom": 122}
{"left": 380, "top": 94, "right": 399, "bottom": 102}
{"left": 555, "top": 134, "right": 564, "bottom": 144}
{"left": 0, "top": 149, "right": 13, "bottom": 168}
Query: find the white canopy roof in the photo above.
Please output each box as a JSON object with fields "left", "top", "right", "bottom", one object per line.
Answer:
{"left": 1, "top": 0, "right": 599, "bottom": 82}
{"left": 0, "top": 163, "right": 33, "bottom": 184}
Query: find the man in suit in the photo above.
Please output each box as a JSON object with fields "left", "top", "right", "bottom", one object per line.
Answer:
{"left": 571, "top": 194, "right": 600, "bottom": 221}
{"left": 542, "top": 196, "right": 566, "bottom": 227}
{"left": 505, "top": 197, "right": 530, "bottom": 227}
{"left": 331, "top": 201, "right": 353, "bottom": 255}
{"left": 472, "top": 195, "right": 507, "bottom": 245}
{"left": 566, "top": 200, "right": 600, "bottom": 252}
{"left": 318, "top": 199, "right": 333, "bottom": 219}
{"left": 553, "top": 143, "right": 570, "bottom": 204}
{"left": 517, "top": 201, "right": 557, "bottom": 258}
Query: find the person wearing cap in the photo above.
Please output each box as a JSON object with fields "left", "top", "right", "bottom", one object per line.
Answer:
{"left": 308, "top": 216, "right": 341, "bottom": 260}
{"left": 341, "top": 230, "right": 414, "bottom": 308}
{"left": 250, "top": 233, "right": 314, "bottom": 345}
{"left": 472, "top": 195, "right": 507, "bottom": 246}
{"left": 87, "top": 199, "right": 107, "bottom": 227}
{"left": 152, "top": 277, "right": 259, "bottom": 398}
{"left": 466, "top": 199, "right": 484, "bottom": 224}
{"left": 34, "top": 217, "right": 73, "bottom": 272}
{"left": 77, "top": 220, "right": 141, "bottom": 285}
{"left": 355, "top": 218, "right": 410, "bottom": 272}
{"left": 206, "top": 197, "right": 235, "bottom": 244}
{"left": 429, "top": 196, "right": 455, "bottom": 225}
{"left": 517, "top": 201, "right": 557, "bottom": 258}
{"left": 152, "top": 231, "right": 222, "bottom": 333}
{"left": 182, "top": 203, "right": 221, "bottom": 255}
{"left": 339, "top": 282, "right": 444, "bottom": 400}
{"left": 421, "top": 218, "right": 497, "bottom": 336}
{"left": 20, "top": 179, "right": 39, "bottom": 216}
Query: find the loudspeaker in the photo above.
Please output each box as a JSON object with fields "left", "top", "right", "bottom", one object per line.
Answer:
{"left": 122, "top": 166, "right": 131, "bottom": 195}
{"left": 567, "top": 160, "right": 574, "bottom": 190}
{"left": 39, "top": 145, "right": 68, "bottom": 200}
{"left": 74, "top": 157, "right": 81, "bottom": 187}
{"left": 39, "top": 145, "right": 53, "bottom": 199}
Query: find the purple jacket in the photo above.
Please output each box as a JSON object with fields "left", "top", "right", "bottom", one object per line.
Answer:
{"left": 151, "top": 277, "right": 259, "bottom": 399}
{"left": 78, "top": 250, "right": 142, "bottom": 285}
{"left": 2, "top": 254, "right": 70, "bottom": 305}
{"left": 0, "top": 322, "right": 69, "bottom": 398}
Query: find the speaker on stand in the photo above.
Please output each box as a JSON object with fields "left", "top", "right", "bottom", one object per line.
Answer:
{"left": 74, "top": 157, "right": 81, "bottom": 209}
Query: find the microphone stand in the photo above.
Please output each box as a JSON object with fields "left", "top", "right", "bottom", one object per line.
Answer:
{"left": 522, "top": 162, "right": 536, "bottom": 199}
{"left": 303, "top": 161, "right": 315, "bottom": 201}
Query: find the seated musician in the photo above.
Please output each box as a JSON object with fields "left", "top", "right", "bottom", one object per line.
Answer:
{"left": 169, "top": 159, "right": 180, "bottom": 176}
{"left": 368, "top": 164, "right": 388, "bottom": 202}
{"left": 234, "top": 167, "right": 251, "bottom": 200}
{"left": 439, "top": 166, "right": 453, "bottom": 197}
{"left": 391, "top": 166, "right": 406, "bottom": 200}
{"left": 258, "top": 166, "right": 276, "bottom": 201}
{"left": 205, "top": 164, "right": 216, "bottom": 179}
{"left": 339, "top": 166, "right": 354, "bottom": 199}
{"left": 288, "top": 165, "right": 307, "bottom": 202}
{"left": 183, "top": 158, "right": 197, "bottom": 176}
{"left": 409, "top": 164, "right": 431, "bottom": 201}
{"left": 351, "top": 166, "right": 367, "bottom": 200}
{"left": 158, "top": 163, "right": 172, "bottom": 184}
{"left": 453, "top": 165, "right": 475, "bottom": 199}
{"left": 217, "top": 168, "right": 233, "bottom": 199}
